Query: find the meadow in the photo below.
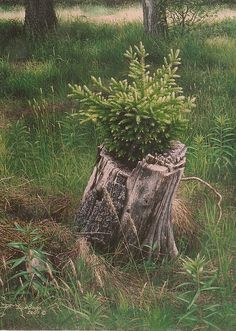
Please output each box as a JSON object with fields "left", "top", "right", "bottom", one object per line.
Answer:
{"left": 0, "top": 3, "right": 236, "bottom": 330}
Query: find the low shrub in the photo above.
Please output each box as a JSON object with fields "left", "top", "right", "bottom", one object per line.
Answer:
{"left": 168, "top": 0, "right": 218, "bottom": 32}
{"left": 69, "top": 43, "right": 195, "bottom": 163}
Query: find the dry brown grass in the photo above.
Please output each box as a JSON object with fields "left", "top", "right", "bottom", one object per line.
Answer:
{"left": 173, "top": 198, "right": 196, "bottom": 237}
{"left": 0, "top": 182, "right": 73, "bottom": 222}
{"left": 62, "top": 237, "right": 161, "bottom": 306}
{"left": 0, "top": 193, "right": 191, "bottom": 307}
{"left": 0, "top": 179, "right": 197, "bottom": 281}
{"left": 0, "top": 180, "right": 77, "bottom": 271}
{"left": 0, "top": 219, "right": 76, "bottom": 271}
{"left": 0, "top": 222, "right": 159, "bottom": 306}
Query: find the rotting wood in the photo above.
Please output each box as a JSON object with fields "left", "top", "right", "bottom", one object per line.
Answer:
{"left": 75, "top": 142, "right": 186, "bottom": 260}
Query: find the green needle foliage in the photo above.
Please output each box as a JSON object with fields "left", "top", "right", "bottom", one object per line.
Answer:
{"left": 69, "top": 42, "right": 195, "bottom": 163}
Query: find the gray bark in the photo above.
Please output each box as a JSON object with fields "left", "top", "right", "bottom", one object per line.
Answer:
{"left": 143, "top": 0, "right": 168, "bottom": 36}
{"left": 24, "top": 0, "right": 57, "bottom": 33}
{"left": 75, "top": 142, "right": 186, "bottom": 260}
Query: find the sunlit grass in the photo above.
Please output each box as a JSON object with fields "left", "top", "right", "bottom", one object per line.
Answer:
{"left": 0, "top": 6, "right": 236, "bottom": 330}
{"left": 0, "top": 3, "right": 141, "bottom": 22}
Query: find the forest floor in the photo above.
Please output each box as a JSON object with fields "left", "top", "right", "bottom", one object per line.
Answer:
{"left": 1, "top": 4, "right": 236, "bottom": 24}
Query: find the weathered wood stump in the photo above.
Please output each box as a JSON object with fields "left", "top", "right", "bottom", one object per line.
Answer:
{"left": 75, "top": 142, "right": 186, "bottom": 260}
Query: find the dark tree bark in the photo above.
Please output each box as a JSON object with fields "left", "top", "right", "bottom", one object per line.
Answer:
{"left": 75, "top": 142, "right": 186, "bottom": 260}
{"left": 24, "top": 0, "right": 57, "bottom": 33}
{"left": 143, "top": 0, "right": 168, "bottom": 36}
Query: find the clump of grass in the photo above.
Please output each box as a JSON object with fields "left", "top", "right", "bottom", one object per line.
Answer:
{"left": 187, "top": 114, "right": 236, "bottom": 182}
{"left": 172, "top": 197, "right": 196, "bottom": 238}
{"left": 0, "top": 182, "right": 74, "bottom": 222}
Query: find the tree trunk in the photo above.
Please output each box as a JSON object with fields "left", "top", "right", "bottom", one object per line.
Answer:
{"left": 24, "top": 0, "right": 57, "bottom": 33}
{"left": 75, "top": 142, "right": 186, "bottom": 260}
{"left": 143, "top": 0, "right": 168, "bottom": 36}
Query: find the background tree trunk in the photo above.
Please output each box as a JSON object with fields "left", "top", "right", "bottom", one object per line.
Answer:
{"left": 143, "top": 0, "right": 168, "bottom": 36}
{"left": 75, "top": 142, "right": 186, "bottom": 260}
{"left": 24, "top": 0, "right": 57, "bottom": 33}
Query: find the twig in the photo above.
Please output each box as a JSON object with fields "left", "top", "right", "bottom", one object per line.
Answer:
{"left": 0, "top": 177, "right": 13, "bottom": 183}
{"left": 77, "top": 232, "right": 112, "bottom": 236}
{"left": 181, "top": 176, "right": 222, "bottom": 225}
{"left": 36, "top": 194, "right": 52, "bottom": 220}
{"left": 14, "top": 179, "right": 34, "bottom": 188}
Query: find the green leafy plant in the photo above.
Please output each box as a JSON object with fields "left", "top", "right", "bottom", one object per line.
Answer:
{"left": 177, "top": 254, "right": 222, "bottom": 330}
{"left": 209, "top": 115, "right": 235, "bottom": 180}
{"left": 187, "top": 115, "right": 235, "bottom": 181}
{"left": 69, "top": 42, "right": 195, "bottom": 163}
{"left": 6, "top": 223, "right": 54, "bottom": 298}
{"left": 188, "top": 134, "right": 211, "bottom": 179}
{"left": 77, "top": 292, "right": 108, "bottom": 329}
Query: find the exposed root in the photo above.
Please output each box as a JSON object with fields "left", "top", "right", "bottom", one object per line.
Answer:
{"left": 181, "top": 176, "right": 223, "bottom": 225}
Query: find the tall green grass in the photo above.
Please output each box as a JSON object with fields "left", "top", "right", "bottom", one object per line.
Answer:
{"left": 0, "top": 13, "right": 236, "bottom": 331}
{"left": 1, "top": 95, "right": 97, "bottom": 195}
{"left": 1, "top": 19, "right": 235, "bottom": 182}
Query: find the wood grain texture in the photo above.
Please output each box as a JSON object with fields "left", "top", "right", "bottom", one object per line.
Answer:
{"left": 75, "top": 142, "right": 186, "bottom": 259}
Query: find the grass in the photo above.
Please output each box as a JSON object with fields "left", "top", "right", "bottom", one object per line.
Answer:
{"left": 0, "top": 5, "right": 236, "bottom": 330}
{"left": 0, "top": 19, "right": 235, "bottom": 182}
{"left": 2, "top": 98, "right": 98, "bottom": 195}
{"left": 0, "top": 3, "right": 140, "bottom": 22}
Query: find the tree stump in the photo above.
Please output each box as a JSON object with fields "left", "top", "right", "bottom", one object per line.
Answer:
{"left": 75, "top": 142, "right": 186, "bottom": 260}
